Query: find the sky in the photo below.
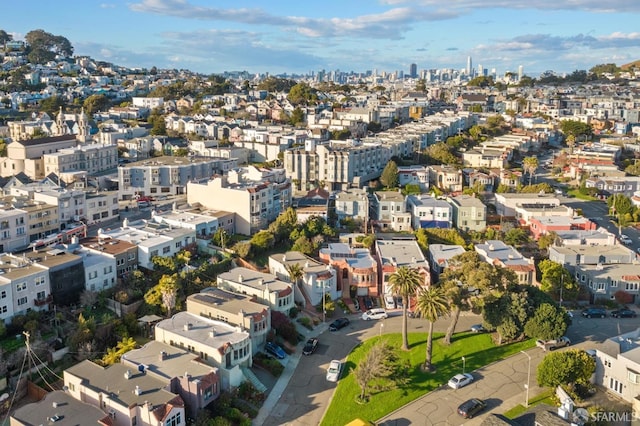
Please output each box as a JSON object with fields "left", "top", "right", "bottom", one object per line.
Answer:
{"left": 4, "top": 0, "right": 640, "bottom": 77}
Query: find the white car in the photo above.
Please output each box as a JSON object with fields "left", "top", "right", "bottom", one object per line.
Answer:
{"left": 620, "top": 234, "right": 633, "bottom": 245}
{"left": 536, "top": 336, "right": 571, "bottom": 351}
{"left": 326, "top": 360, "right": 342, "bottom": 382}
{"left": 384, "top": 295, "right": 396, "bottom": 310}
{"left": 448, "top": 373, "right": 474, "bottom": 389}
{"left": 362, "top": 308, "right": 388, "bottom": 321}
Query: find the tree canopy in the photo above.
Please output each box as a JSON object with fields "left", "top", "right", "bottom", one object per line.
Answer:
{"left": 380, "top": 160, "right": 399, "bottom": 189}
{"left": 25, "top": 29, "right": 73, "bottom": 63}
{"left": 524, "top": 303, "right": 568, "bottom": 340}
{"left": 559, "top": 120, "right": 593, "bottom": 139}
{"left": 287, "top": 82, "right": 318, "bottom": 105}
{"left": 537, "top": 350, "right": 595, "bottom": 388}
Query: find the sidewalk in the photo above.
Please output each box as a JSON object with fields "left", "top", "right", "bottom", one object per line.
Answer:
{"left": 253, "top": 320, "right": 329, "bottom": 425}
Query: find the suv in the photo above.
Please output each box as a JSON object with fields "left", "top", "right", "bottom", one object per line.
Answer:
{"left": 582, "top": 308, "right": 607, "bottom": 318}
{"left": 362, "top": 308, "right": 388, "bottom": 321}
{"left": 620, "top": 234, "right": 633, "bottom": 245}
{"left": 457, "top": 398, "right": 486, "bottom": 419}
{"left": 536, "top": 336, "right": 571, "bottom": 351}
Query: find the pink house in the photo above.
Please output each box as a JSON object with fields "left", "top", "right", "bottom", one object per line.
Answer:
{"left": 529, "top": 215, "right": 597, "bottom": 240}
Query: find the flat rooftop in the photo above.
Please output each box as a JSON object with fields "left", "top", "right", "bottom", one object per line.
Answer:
{"left": 155, "top": 311, "right": 249, "bottom": 350}
{"left": 11, "top": 390, "right": 105, "bottom": 426}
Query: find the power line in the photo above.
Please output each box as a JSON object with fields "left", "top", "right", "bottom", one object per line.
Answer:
{"left": 1, "top": 335, "right": 29, "bottom": 425}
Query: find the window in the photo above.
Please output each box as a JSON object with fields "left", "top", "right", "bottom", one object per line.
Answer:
{"left": 17, "top": 297, "right": 28, "bottom": 306}
{"left": 163, "top": 246, "right": 170, "bottom": 254}
{"left": 35, "top": 276, "right": 45, "bottom": 286}
{"left": 36, "top": 291, "right": 45, "bottom": 300}
{"left": 165, "top": 412, "right": 181, "bottom": 426}
{"left": 0, "top": 306, "right": 6, "bottom": 313}
{"left": 0, "top": 291, "right": 5, "bottom": 299}
{"left": 16, "top": 283, "right": 26, "bottom": 292}
{"left": 629, "top": 370, "right": 640, "bottom": 383}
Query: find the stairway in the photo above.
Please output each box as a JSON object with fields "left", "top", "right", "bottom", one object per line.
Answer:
{"left": 241, "top": 366, "right": 267, "bottom": 393}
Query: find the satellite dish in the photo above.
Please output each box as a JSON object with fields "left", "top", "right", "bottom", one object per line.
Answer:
{"left": 62, "top": 386, "right": 69, "bottom": 392}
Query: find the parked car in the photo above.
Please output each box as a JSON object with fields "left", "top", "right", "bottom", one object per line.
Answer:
{"left": 329, "top": 317, "right": 350, "bottom": 331}
{"left": 265, "top": 342, "right": 286, "bottom": 359}
{"left": 384, "top": 295, "right": 396, "bottom": 310}
{"left": 470, "top": 324, "right": 486, "bottom": 333}
{"left": 611, "top": 308, "right": 637, "bottom": 318}
{"left": 302, "top": 338, "right": 319, "bottom": 355}
{"left": 362, "top": 308, "right": 388, "bottom": 321}
{"left": 326, "top": 360, "right": 343, "bottom": 382}
{"left": 536, "top": 336, "right": 571, "bottom": 351}
{"left": 395, "top": 297, "right": 403, "bottom": 309}
{"left": 364, "top": 297, "right": 374, "bottom": 310}
{"left": 353, "top": 298, "right": 360, "bottom": 311}
{"left": 582, "top": 308, "right": 607, "bottom": 318}
{"left": 620, "top": 234, "right": 633, "bottom": 245}
{"left": 457, "top": 398, "right": 486, "bottom": 419}
{"left": 448, "top": 373, "right": 474, "bottom": 389}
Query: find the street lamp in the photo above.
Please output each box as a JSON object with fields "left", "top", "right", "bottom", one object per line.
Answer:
{"left": 462, "top": 356, "right": 466, "bottom": 375}
{"left": 521, "top": 350, "right": 531, "bottom": 408}
{"left": 379, "top": 323, "right": 384, "bottom": 338}
{"left": 322, "top": 283, "right": 326, "bottom": 323}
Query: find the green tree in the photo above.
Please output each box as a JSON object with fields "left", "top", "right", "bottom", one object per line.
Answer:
{"left": 439, "top": 251, "right": 497, "bottom": 345}
{"left": 0, "top": 30, "right": 13, "bottom": 47}
{"left": 504, "top": 228, "right": 528, "bottom": 247}
{"left": 289, "top": 107, "right": 305, "bottom": 126}
{"left": 522, "top": 156, "right": 539, "bottom": 185}
{"left": 415, "top": 79, "right": 426, "bottom": 92}
{"left": 414, "top": 286, "right": 449, "bottom": 371}
{"left": 39, "top": 96, "right": 64, "bottom": 116}
{"left": 538, "top": 259, "right": 577, "bottom": 302}
{"left": 286, "top": 262, "right": 304, "bottom": 291}
{"left": 353, "top": 340, "right": 398, "bottom": 402}
{"left": 524, "top": 303, "right": 568, "bottom": 340}
{"left": 537, "top": 350, "right": 595, "bottom": 388}
{"left": 101, "top": 337, "right": 137, "bottom": 365}
{"left": 560, "top": 120, "right": 592, "bottom": 140}
{"left": 380, "top": 160, "right": 399, "bottom": 189}
{"left": 250, "top": 230, "right": 275, "bottom": 252}
{"left": 83, "top": 94, "right": 109, "bottom": 115}
{"left": 25, "top": 29, "right": 73, "bottom": 63}
{"left": 287, "top": 82, "right": 317, "bottom": 105}
{"left": 144, "top": 274, "right": 179, "bottom": 316}
{"left": 0, "top": 140, "right": 7, "bottom": 157}
{"left": 388, "top": 266, "right": 423, "bottom": 350}
{"left": 149, "top": 113, "right": 167, "bottom": 136}
{"left": 537, "top": 231, "right": 557, "bottom": 251}
{"left": 415, "top": 228, "right": 428, "bottom": 253}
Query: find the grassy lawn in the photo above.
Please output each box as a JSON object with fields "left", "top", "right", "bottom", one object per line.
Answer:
{"left": 321, "top": 332, "right": 534, "bottom": 425}
{"left": 503, "top": 388, "right": 557, "bottom": 419}
{"left": 566, "top": 188, "right": 597, "bottom": 201}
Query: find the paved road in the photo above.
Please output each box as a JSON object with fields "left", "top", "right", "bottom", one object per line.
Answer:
{"left": 255, "top": 308, "right": 639, "bottom": 426}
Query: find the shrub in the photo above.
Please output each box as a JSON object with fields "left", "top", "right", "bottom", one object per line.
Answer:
{"left": 289, "top": 306, "right": 299, "bottom": 319}
{"left": 298, "top": 316, "right": 312, "bottom": 330}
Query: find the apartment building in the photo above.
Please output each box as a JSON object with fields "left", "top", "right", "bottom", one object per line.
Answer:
{"left": 397, "top": 165, "right": 429, "bottom": 190}
{"left": 118, "top": 156, "right": 237, "bottom": 200}
{"left": 23, "top": 248, "right": 85, "bottom": 306}
{"left": 86, "top": 190, "right": 120, "bottom": 225}
{"left": 29, "top": 189, "right": 87, "bottom": 225}
{"left": 0, "top": 135, "right": 77, "bottom": 179}
{"left": 493, "top": 193, "right": 561, "bottom": 217}
{"left": 132, "top": 96, "right": 164, "bottom": 109}
{"left": 0, "top": 207, "right": 28, "bottom": 253}
{"left": 187, "top": 288, "right": 271, "bottom": 354}
{"left": 0, "top": 254, "right": 51, "bottom": 322}
{"left": 575, "top": 263, "right": 640, "bottom": 302}
{"left": 75, "top": 245, "right": 117, "bottom": 292}
{"left": 43, "top": 143, "right": 118, "bottom": 176}
{"left": 151, "top": 209, "right": 219, "bottom": 239}
{"left": 269, "top": 251, "right": 338, "bottom": 307}
{"left": 406, "top": 194, "right": 452, "bottom": 229}
{"left": 475, "top": 240, "right": 536, "bottom": 286}
{"left": 217, "top": 267, "right": 295, "bottom": 315}
{"left": 447, "top": 194, "right": 487, "bottom": 232}
{"left": 593, "top": 328, "right": 640, "bottom": 418}
{"left": 285, "top": 139, "right": 415, "bottom": 191}
{"left": 64, "top": 360, "right": 185, "bottom": 426}
{"left": 375, "top": 239, "right": 430, "bottom": 296}
{"left": 96, "top": 219, "right": 196, "bottom": 270}
{"left": 154, "top": 311, "right": 252, "bottom": 390}
{"left": 428, "top": 244, "right": 466, "bottom": 283}
{"left": 319, "top": 243, "right": 380, "bottom": 297}
{"left": 187, "top": 166, "right": 292, "bottom": 235}
{"left": 428, "top": 165, "right": 463, "bottom": 193}
{"left": 372, "top": 190, "right": 411, "bottom": 232}
{"left": 334, "top": 188, "right": 370, "bottom": 223}
{"left": 121, "top": 340, "right": 220, "bottom": 418}
{"left": 82, "top": 236, "right": 138, "bottom": 278}
{"left": 11, "top": 390, "right": 105, "bottom": 426}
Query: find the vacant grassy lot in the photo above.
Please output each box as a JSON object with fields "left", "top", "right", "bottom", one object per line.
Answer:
{"left": 321, "top": 331, "right": 534, "bottom": 425}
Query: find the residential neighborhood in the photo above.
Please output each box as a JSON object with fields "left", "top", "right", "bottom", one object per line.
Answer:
{"left": 3, "top": 26, "right": 640, "bottom": 426}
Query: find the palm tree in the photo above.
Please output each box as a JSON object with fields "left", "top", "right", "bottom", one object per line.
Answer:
{"left": 286, "top": 261, "right": 305, "bottom": 304}
{"left": 523, "top": 156, "right": 538, "bottom": 186}
{"left": 414, "top": 285, "right": 449, "bottom": 372}
{"left": 388, "top": 266, "right": 423, "bottom": 350}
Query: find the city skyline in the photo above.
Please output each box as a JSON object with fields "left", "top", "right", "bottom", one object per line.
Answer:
{"left": 4, "top": 0, "right": 640, "bottom": 76}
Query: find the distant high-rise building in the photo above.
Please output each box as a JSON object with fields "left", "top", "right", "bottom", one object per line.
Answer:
{"left": 518, "top": 65, "right": 524, "bottom": 81}
{"left": 410, "top": 63, "right": 417, "bottom": 78}
{"left": 466, "top": 56, "right": 472, "bottom": 76}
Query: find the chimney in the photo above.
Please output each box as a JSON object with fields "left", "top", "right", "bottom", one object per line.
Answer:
{"left": 238, "top": 274, "right": 243, "bottom": 283}
{"left": 159, "top": 351, "right": 167, "bottom": 361}
{"left": 124, "top": 369, "right": 132, "bottom": 380}
{"left": 209, "top": 327, "right": 215, "bottom": 338}
{"left": 134, "top": 385, "right": 142, "bottom": 396}
{"left": 184, "top": 323, "right": 192, "bottom": 331}
{"left": 282, "top": 254, "right": 286, "bottom": 262}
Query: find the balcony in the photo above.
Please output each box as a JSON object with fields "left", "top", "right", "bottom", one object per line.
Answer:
{"left": 34, "top": 294, "right": 53, "bottom": 307}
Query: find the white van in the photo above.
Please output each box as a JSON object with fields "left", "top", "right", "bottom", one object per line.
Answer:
{"left": 362, "top": 308, "right": 388, "bottom": 321}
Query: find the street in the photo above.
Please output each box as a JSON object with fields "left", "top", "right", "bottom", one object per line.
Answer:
{"left": 257, "top": 307, "right": 638, "bottom": 426}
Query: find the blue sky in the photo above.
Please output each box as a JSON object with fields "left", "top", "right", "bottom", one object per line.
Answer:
{"left": 4, "top": 0, "right": 640, "bottom": 76}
